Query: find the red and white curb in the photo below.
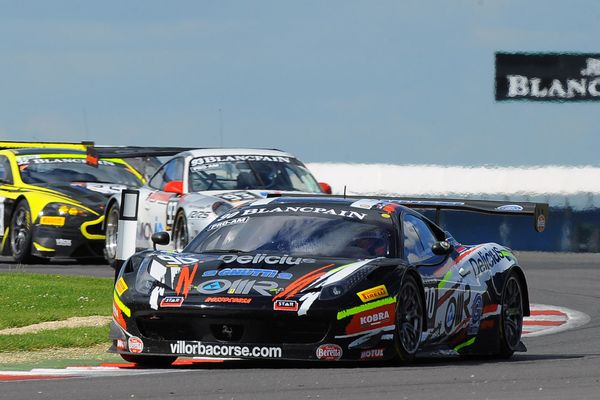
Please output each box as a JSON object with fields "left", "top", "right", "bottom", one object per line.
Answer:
{"left": 0, "top": 304, "right": 591, "bottom": 381}
{"left": 522, "top": 303, "right": 590, "bottom": 337}
{"left": 0, "top": 359, "right": 224, "bottom": 381}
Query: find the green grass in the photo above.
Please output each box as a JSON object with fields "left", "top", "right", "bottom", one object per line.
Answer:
{"left": 0, "top": 325, "right": 111, "bottom": 352}
{"left": 0, "top": 273, "right": 113, "bottom": 329}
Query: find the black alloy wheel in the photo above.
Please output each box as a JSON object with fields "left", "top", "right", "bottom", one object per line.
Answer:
{"left": 172, "top": 210, "right": 188, "bottom": 252}
{"left": 395, "top": 274, "right": 424, "bottom": 362}
{"left": 498, "top": 272, "right": 524, "bottom": 358}
{"left": 10, "top": 201, "right": 36, "bottom": 263}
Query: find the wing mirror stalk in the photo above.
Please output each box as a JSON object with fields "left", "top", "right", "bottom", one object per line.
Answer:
{"left": 432, "top": 241, "right": 453, "bottom": 255}
{"left": 151, "top": 232, "right": 170, "bottom": 250}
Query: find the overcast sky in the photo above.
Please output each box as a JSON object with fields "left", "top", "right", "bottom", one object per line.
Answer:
{"left": 1, "top": 1, "right": 599, "bottom": 165}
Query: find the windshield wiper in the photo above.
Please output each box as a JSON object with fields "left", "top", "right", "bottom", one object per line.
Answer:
{"left": 200, "top": 249, "right": 248, "bottom": 254}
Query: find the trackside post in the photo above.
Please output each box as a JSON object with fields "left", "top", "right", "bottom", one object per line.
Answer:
{"left": 115, "top": 189, "right": 139, "bottom": 280}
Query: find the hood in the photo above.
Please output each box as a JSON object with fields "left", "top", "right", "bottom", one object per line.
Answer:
{"left": 134, "top": 251, "right": 391, "bottom": 312}
{"left": 32, "top": 182, "right": 121, "bottom": 213}
{"left": 192, "top": 189, "right": 315, "bottom": 205}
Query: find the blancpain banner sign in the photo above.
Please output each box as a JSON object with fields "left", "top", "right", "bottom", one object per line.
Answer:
{"left": 496, "top": 53, "right": 600, "bottom": 101}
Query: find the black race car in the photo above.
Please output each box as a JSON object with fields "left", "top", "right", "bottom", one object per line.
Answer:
{"left": 110, "top": 195, "right": 547, "bottom": 366}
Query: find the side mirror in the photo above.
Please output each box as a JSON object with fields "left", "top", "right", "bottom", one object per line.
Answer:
{"left": 151, "top": 231, "right": 170, "bottom": 250}
{"left": 319, "top": 182, "right": 332, "bottom": 194}
{"left": 432, "top": 241, "right": 453, "bottom": 255}
{"left": 164, "top": 180, "right": 184, "bottom": 194}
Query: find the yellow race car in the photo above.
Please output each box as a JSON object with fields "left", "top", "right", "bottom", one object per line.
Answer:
{"left": 0, "top": 142, "right": 145, "bottom": 262}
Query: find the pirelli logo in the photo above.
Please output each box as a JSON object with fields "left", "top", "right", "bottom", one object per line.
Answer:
{"left": 356, "top": 285, "right": 388, "bottom": 303}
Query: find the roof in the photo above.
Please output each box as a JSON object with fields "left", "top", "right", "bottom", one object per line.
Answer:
{"left": 183, "top": 148, "right": 295, "bottom": 159}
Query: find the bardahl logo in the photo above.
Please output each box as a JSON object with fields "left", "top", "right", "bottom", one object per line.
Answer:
{"left": 356, "top": 285, "right": 388, "bottom": 303}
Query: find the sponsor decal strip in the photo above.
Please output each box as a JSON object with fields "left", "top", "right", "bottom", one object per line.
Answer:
{"left": 335, "top": 325, "right": 395, "bottom": 339}
{"left": 113, "top": 291, "right": 131, "bottom": 318}
{"left": 337, "top": 296, "right": 396, "bottom": 320}
{"left": 273, "top": 263, "right": 335, "bottom": 301}
{"left": 453, "top": 337, "right": 476, "bottom": 352}
{"left": 170, "top": 341, "right": 282, "bottom": 358}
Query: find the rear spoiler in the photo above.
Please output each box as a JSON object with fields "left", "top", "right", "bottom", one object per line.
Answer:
{"left": 90, "top": 146, "right": 194, "bottom": 159}
{"left": 0, "top": 140, "right": 192, "bottom": 158}
{"left": 389, "top": 197, "right": 547, "bottom": 233}
{"left": 0, "top": 140, "right": 92, "bottom": 150}
{"left": 267, "top": 194, "right": 549, "bottom": 233}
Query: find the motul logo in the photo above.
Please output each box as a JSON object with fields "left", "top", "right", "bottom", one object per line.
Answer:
{"left": 316, "top": 344, "right": 342, "bottom": 360}
{"left": 360, "top": 310, "right": 390, "bottom": 326}
{"left": 360, "top": 348, "right": 384, "bottom": 360}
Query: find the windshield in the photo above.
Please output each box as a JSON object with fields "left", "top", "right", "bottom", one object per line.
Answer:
{"left": 188, "top": 155, "right": 322, "bottom": 193}
{"left": 186, "top": 214, "right": 393, "bottom": 258}
{"left": 16, "top": 156, "right": 143, "bottom": 187}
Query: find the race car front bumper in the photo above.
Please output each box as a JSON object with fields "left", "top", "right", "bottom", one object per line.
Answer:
{"left": 31, "top": 215, "right": 105, "bottom": 259}
{"left": 108, "top": 304, "right": 398, "bottom": 362}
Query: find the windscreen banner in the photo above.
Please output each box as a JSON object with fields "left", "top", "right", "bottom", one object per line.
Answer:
{"left": 495, "top": 52, "right": 600, "bottom": 101}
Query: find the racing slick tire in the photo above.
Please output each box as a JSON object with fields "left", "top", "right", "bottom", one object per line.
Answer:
{"left": 498, "top": 271, "right": 525, "bottom": 358}
{"left": 104, "top": 202, "right": 120, "bottom": 269}
{"left": 394, "top": 274, "right": 424, "bottom": 362}
{"left": 120, "top": 354, "right": 178, "bottom": 367}
{"left": 172, "top": 210, "right": 189, "bottom": 252}
{"left": 9, "top": 201, "right": 38, "bottom": 264}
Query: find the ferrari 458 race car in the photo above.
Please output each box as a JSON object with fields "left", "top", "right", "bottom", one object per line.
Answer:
{"left": 0, "top": 143, "right": 146, "bottom": 262}
{"left": 110, "top": 195, "right": 547, "bottom": 366}
{"left": 104, "top": 148, "right": 330, "bottom": 267}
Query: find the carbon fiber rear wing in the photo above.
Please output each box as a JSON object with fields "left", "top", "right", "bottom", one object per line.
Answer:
{"left": 0, "top": 141, "right": 193, "bottom": 158}
{"left": 0, "top": 140, "right": 92, "bottom": 150}
{"left": 90, "top": 146, "right": 194, "bottom": 158}
{"left": 388, "top": 197, "right": 548, "bottom": 233}
{"left": 267, "top": 194, "right": 548, "bottom": 233}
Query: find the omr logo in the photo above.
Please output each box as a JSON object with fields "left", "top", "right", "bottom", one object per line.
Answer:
{"left": 202, "top": 281, "right": 225, "bottom": 291}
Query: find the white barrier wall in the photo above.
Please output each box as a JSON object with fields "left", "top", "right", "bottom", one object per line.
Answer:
{"left": 307, "top": 163, "right": 600, "bottom": 210}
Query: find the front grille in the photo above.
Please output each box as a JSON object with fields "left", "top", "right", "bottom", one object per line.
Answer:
{"left": 84, "top": 217, "right": 105, "bottom": 236}
{"left": 136, "top": 314, "right": 329, "bottom": 344}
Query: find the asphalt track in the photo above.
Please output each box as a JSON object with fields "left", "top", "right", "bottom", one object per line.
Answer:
{"left": 1, "top": 252, "right": 598, "bottom": 400}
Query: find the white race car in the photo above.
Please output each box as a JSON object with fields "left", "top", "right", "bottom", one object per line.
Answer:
{"left": 103, "top": 148, "right": 330, "bottom": 266}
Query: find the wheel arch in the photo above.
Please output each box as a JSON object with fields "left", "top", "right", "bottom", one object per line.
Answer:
{"left": 103, "top": 197, "right": 120, "bottom": 230}
{"left": 401, "top": 267, "right": 428, "bottom": 332}
{"left": 508, "top": 265, "right": 530, "bottom": 317}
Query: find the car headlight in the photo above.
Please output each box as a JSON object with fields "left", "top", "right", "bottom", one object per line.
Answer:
{"left": 318, "top": 264, "right": 377, "bottom": 301}
{"left": 133, "top": 255, "right": 168, "bottom": 295}
{"left": 38, "top": 203, "right": 91, "bottom": 226}
{"left": 42, "top": 203, "right": 91, "bottom": 217}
